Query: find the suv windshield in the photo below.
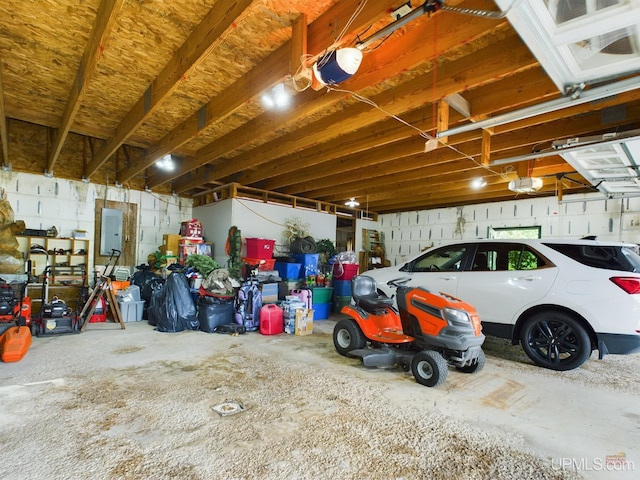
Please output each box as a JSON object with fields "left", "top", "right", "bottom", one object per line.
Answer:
{"left": 545, "top": 243, "right": 640, "bottom": 272}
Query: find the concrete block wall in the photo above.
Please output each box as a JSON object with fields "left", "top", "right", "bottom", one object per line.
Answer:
{"left": 379, "top": 193, "right": 640, "bottom": 266}
{"left": 1, "top": 171, "right": 193, "bottom": 274}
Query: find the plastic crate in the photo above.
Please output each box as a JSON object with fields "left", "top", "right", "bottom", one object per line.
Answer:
{"left": 117, "top": 300, "right": 145, "bottom": 322}
{"left": 312, "top": 302, "right": 331, "bottom": 320}
{"left": 246, "top": 238, "right": 276, "bottom": 259}
{"left": 291, "top": 253, "right": 320, "bottom": 278}
{"left": 310, "top": 287, "right": 333, "bottom": 304}
{"left": 333, "top": 279, "right": 352, "bottom": 297}
{"left": 332, "top": 295, "right": 352, "bottom": 313}
{"left": 274, "top": 262, "right": 302, "bottom": 279}
{"left": 333, "top": 263, "right": 359, "bottom": 281}
{"left": 243, "top": 257, "right": 276, "bottom": 271}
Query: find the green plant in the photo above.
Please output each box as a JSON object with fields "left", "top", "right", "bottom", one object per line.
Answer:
{"left": 316, "top": 238, "right": 337, "bottom": 263}
{"left": 185, "top": 254, "right": 221, "bottom": 277}
{"left": 282, "top": 216, "right": 310, "bottom": 245}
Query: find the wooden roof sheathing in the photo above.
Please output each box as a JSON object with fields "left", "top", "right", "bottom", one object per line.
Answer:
{"left": 1, "top": 0, "right": 639, "bottom": 211}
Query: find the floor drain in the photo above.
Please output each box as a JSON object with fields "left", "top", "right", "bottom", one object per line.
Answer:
{"left": 212, "top": 400, "right": 245, "bottom": 416}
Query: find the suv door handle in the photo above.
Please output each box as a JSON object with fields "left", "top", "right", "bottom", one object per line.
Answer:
{"left": 440, "top": 276, "right": 457, "bottom": 280}
{"left": 514, "top": 275, "right": 541, "bottom": 281}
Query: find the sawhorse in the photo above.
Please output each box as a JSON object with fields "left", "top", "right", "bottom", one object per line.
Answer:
{"left": 78, "top": 275, "right": 125, "bottom": 331}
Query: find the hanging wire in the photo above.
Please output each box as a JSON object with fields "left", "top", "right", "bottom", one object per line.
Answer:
{"left": 324, "top": 85, "right": 511, "bottom": 180}
{"left": 316, "top": 0, "right": 369, "bottom": 70}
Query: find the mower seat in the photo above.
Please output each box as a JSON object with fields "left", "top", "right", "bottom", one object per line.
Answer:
{"left": 352, "top": 275, "right": 394, "bottom": 312}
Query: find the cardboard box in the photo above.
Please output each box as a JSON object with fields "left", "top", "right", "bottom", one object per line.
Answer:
{"left": 261, "top": 283, "right": 278, "bottom": 303}
{"left": 294, "top": 308, "right": 314, "bottom": 336}
{"left": 163, "top": 234, "right": 182, "bottom": 255}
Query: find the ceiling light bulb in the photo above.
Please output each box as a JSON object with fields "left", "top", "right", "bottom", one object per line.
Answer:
{"left": 273, "top": 83, "right": 290, "bottom": 108}
{"left": 156, "top": 154, "right": 175, "bottom": 171}
{"left": 471, "top": 177, "right": 487, "bottom": 189}
{"left": 345, "top": 197, "right": 360, "bottom": 207}
{"left": 261, "top": 93, "right": 275, "bottom": 109}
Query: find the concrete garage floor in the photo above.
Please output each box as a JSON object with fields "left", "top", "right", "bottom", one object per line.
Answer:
{"left": 0, "top": 314, "right": 638, "bottom": 480}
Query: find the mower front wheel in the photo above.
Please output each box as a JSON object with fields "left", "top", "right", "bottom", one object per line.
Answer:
{"left": 411, "top": 350, "right": 448, "bottom": 387}
{"left": 333, "top": 319, "right": 366, "bottom": 356}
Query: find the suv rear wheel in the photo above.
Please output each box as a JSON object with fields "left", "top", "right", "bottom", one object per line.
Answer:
{"left": 520, "top": 311, "right": 592, "bottom": 371}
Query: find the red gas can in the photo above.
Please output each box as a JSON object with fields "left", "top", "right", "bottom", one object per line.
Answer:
{"left": 260, "top": 304, "right": 283, "bottom": 335}
{"left": 89, "top": 297, "right": 107, "bottom": 323}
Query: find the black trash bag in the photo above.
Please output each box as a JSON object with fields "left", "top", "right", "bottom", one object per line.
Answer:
{"left": 155, "top": 273, "right": 199, "bottom": 332}
{"left": 147, "top": 281, "right": 165, "bottom": 326}
{"left": 198, "top": 295, "right": 235, "bottom": 333}
{"left": 290, "top": 236, "right": 317, "bottom": 254}
{"left": 131, "top": 268, "right": 165, "bottom": 320}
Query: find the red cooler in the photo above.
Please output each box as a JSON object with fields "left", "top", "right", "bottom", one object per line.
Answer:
{"left": 260, "top": 304, "right": 284, "bottom": 335}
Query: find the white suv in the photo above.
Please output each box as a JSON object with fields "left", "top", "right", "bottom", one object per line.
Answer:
{"left": 363, "top": 238, "right": 640, "bottom": 370}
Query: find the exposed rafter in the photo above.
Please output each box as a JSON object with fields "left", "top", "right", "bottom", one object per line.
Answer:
{"left": 84, "top": 0, "right": 256, "bottom": 179}
{"left": 46, "top": 0, "right": 125, "bottom": 175}
{"left": 0, "top": 53, "right": 7, "bottom": 167}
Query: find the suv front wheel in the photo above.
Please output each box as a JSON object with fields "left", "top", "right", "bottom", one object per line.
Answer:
{"left": 520, "top": 311, "right": 592, "bottom": 371}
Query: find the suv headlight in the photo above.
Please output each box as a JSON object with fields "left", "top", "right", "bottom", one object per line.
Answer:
{"left": 443, "top": 307, "right": 471, "bottom": 326}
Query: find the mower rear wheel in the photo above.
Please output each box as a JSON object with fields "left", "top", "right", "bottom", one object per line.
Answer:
{"left": 411, "top": 350, "right": 448, "bottom": 387}
{"left": 333, "top": 319, "right": 366, "bottom": 356}
{"left": 30, "top": 322, "right": 40, "bottom": 337}
{"left": 455, "top": 349, "right": 486, "bottom": 374}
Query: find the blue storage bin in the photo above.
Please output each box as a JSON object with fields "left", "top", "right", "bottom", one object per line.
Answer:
{"left": 291, "top": 253, "right": 320, "bottom": 279}
{"left": 333, "top": 279, "right": 352, "bottom": 297}
{"left": 274, "top": 262, "right": 302, "bottom": 279}
{"left": 312, "top": 302, "right": 331, "bottom": 320}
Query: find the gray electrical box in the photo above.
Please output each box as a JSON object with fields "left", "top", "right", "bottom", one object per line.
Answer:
{"left": 100, "top": 208, "right": 123, "bottom": 255}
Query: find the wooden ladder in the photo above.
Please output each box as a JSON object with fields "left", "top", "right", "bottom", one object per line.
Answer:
{"left": 78, "top": 275, "right": 125, "bottom": 331}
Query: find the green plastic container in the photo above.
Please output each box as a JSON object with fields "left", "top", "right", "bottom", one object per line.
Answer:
{"left": 310, "top": 287, "right": 333, "bottom": 304}
{"left": 332, "top": 295, "right": 352, "bottom": 313}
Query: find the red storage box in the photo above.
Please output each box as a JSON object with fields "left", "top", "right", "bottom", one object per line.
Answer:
{"left": 333, "top": 263, "right": 359, "bottom": 281}
{"left": 180, "top": 219, "right": 203, "bottom": 238}
{"left": 243, "top": 257, "right": 276, "bottom": 271}
{"left": 246, "top": 238, "right": 276, "bottom": 259}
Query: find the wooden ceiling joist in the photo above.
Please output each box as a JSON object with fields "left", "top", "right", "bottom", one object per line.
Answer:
{"left": 131, "top": 0, "right": 401, "bottom": 187}
{"left": 158, "top": 5, "right": 511, "bottom": 191}
{"left": 84, "top": 0, "right": 255, "bottom": 179}
{"left": 0, "top": 54, "right": 8, "bottom": 167}
{"left": 46, "top": 0, "right": 125, "bottom": 175}
{"left": 2, "top": 0, "right": 640, "bottom": 212}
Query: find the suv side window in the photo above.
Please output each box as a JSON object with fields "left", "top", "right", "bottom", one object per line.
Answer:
{"left": 472, "top": 243, "right": 550, "bottom": 272}
{"left": 404, "top": 245, "right": 467, "bottom": 272}
{"left": 546, "top": 243, "right": 640, "bottom": 272}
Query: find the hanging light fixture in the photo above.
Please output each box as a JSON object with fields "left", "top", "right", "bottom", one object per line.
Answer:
{"left": 261, "top": 83, "right": 291, "bottom": 110}
{"left": 345, "top": 197, "right": 360, "bottom": 207}
{"left": 155, "top": 154, "right": 175, "bottom": 171}
{"left": 470, "top": 177, "right": 487, "bottom": 189}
